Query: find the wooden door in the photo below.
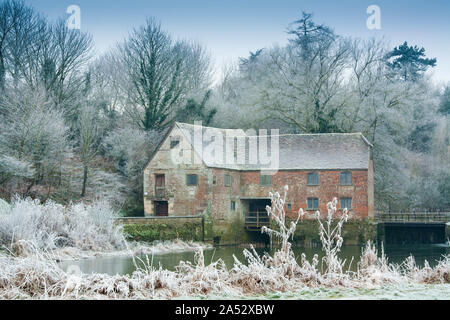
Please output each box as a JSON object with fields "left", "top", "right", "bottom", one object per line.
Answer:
{"left": 155, "top": 174, "right": 165, "bottom": 197}
{"left": 155, "top": 201, "right": 168, "bottom": 216}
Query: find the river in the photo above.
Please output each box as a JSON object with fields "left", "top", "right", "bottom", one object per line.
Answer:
{"left": 60, "top": 243, "right": 449, "bottom": 276}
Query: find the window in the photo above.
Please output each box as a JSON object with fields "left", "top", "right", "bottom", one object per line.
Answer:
{"left": 259, "top": 175, "right": 272, "bottom": 186}
{"left": 155, "top": 174, "right": 165, "bottom": 197}
{"left": 340, "top": 197, "right": 352, "bottom": 210}
{"left": 186, "top": 174, "right": 198, "bottom": 186}
{"left": 287, "top": 203, "right": 292, "bottom": 211}
{"left": 231, "top": 201, "right": 236, "bottom": 211}
{"left": 340, "top": 172, "right": 352, "bottom": 185}
{"left": 170, "top": 136, "right": 180, "bottom": 149}
{"left": 213, "top": 175, "right": 217, "bottom": 185}
{"left": 224, "top": 174, "right": 231, "bottom": 187}
{"left": 307, "top": 198, "right": 319, "bottom": 210}
{"left": 307, "top": 173, "right": 319, "bottom": 185}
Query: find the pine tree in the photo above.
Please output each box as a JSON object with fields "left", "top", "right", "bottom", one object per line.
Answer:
{"left": 385, "top": 41, "right": 436, "bottom": 81}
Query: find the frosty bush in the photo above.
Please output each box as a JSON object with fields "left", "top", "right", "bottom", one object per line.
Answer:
{"left": 262, "top": 185, "right": 304, "bottom": 256}
{"left": 0, "top": 186, "right": 449, "bottom": 300}
{"left": 0, "top": 198, "right": 125, "bottom": 252}
{"left": 0, "top": 155, "right": 35, "bottom": 184}
{"left": 316, "top": 197, "right": 348, "bottom": 276}
{"left": 260, "top": 185, "right": 306, "bottom": 278}
{"left": 0, "top": 199, "right": 11, "bottom": 215}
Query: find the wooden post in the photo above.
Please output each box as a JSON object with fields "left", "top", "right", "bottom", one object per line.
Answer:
{"left": 257, "top": 211, "right": 259, "bottom": 228}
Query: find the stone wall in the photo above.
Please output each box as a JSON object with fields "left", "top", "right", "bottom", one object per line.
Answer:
{"left": 143, "top": 125, "right": 212, "bottom": 216}
{"left": 116, "top": 216, "right": 204, "bottom": 242}
{"left": 116, "top": 216, "right": 377, "bottom": 246}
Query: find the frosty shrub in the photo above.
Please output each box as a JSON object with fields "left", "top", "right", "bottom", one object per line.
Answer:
{"left": 0, "top": 199, "right": 11, "bottom": 215}
{"left": 0, "top": 186, "right": 449, "bottom": 299}
{"left": 316, "top": 198, "right": 348, "bottom": 276}
{"left": 357, "top": 241, "right": 404, "bottom": 285}
{"left": 263, "top": 186, "right": 304, "bottom": 255}
{"left": 0, "top": 155, "right": 35, "bottom": 183}
{"left": 0, "top": 197, "right": 125, "bottom": 252}
{"left": 260, "top": 185, "right": 305, "bottom": 277}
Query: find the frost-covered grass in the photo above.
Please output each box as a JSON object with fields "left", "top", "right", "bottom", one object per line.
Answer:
{"left": 0, "top": 187, "right": 448, "bottom": 300}
{"left": 0, "top": 197, "right": 125, "bottom": 253}
{"left": 0, "top": 240, "right": 448, "bottom": 300}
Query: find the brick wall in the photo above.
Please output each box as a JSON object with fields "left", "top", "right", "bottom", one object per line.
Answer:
{"left": 143, "top": 127, "right": 371, "bottom": 220}
{"left": 210, "top": 168, "right": 242, "bottom": 220}
{"left": 240, "top": 170, "right": 370, "bottom": 219}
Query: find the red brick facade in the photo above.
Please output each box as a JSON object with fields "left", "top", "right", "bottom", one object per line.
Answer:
{"left": 239, "top": 170, "right": 370, "bottom": 219}
{"left": 143, "top": 123, "right": 374, "bottom": 222}
{"left": 144, "top": 166, "right": 372, "bottom": 219}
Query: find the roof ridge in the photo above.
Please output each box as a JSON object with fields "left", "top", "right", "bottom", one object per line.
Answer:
{"left": 175, "top": 122, "right": 364, "bottom": 138}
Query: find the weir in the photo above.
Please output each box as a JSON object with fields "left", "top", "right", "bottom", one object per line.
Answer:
{"left": 376, "top": 211, "right": 450, "bottom": 245}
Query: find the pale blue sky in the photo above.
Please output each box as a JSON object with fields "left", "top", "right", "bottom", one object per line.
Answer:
{"left": 24, "top": 0, "right": 450, "bottom": 83}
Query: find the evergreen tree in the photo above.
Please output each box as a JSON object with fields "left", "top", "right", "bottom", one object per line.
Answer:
{"left": 385, "top": 42, "right": 436, "bottom": 81}
{"left": 175, "top": 90, "right": 216, "bottom": 126}
{"left": 287, "top": 12, "right": 336, "bottom": 59}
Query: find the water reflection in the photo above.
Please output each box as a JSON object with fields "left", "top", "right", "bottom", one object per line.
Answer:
{"left": 60, "top": 244, "right": 450, "bottom": 276}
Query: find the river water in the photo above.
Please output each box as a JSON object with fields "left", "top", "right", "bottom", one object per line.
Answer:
{"left": 60, "top": 243, "right": 449, "bottom": 276}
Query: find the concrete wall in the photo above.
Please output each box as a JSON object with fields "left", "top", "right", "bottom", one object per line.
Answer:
{"left": 290, "top": 219, "right": 377, "bottom": 246}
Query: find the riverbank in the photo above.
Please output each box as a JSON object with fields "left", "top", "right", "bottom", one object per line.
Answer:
{"left": 0, "top": 195, "right": 448, "bottom": 300}
{"left": 7, "top": 239, "right": 212, "bottom": 262}
{"left": 0, "top": 242, "right": 449, "bottom": 300}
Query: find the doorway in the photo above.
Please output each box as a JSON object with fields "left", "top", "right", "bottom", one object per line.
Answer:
{"left": 154, "top": 201, "right": 168, "bottom": 216}
{"left": 244, "top": 199, "right": 271, "bottom": 231}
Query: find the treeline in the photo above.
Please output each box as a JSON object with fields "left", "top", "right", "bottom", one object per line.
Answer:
{"left": 213, "top": 13, "right": 449, "bottom": 211}
{"left": 0, "top": 2, "right": 448, "bottom": 214}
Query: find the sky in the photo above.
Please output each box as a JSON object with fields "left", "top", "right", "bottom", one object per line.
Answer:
{"left": 25, "top": 0, "right": 450, "bottom": 84}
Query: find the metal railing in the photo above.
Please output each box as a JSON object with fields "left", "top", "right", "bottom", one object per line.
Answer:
{"left": 376, "top": 211, "right": 450, "bottom": 223}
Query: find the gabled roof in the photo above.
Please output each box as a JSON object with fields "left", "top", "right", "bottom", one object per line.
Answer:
{"left": 175, "top": 122, "right": 372, "bottom": 171}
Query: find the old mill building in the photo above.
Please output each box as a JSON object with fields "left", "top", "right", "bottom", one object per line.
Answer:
{"left": 143, "top": 122, "right": 374, "bottom": 243}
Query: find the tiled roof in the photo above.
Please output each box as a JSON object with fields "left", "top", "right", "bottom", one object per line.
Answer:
{"left": 176, "top": 122, "right": 372, "bottom": 171}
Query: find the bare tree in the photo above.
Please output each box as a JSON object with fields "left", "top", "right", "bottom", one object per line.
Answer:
{"left": 121, "top": 18, "right": 211, "bottom": 131}
{"left": 77, "top": 105, "right": 102, "bottom": 197}
{"left": 0, "top": 0, "right": 43, "bottom": 92}
{"left": 0, "top": 85, "right": 69, "bottom": 194}
{"left": 227, "top": 37, "right": 351, "bottom": 133}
